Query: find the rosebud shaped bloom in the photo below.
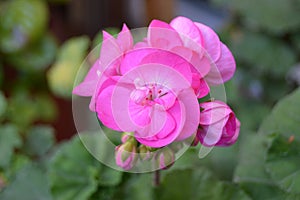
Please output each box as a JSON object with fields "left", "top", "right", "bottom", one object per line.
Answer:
{"left": 138, "top": 145, "right": 152, "bottom": 161}
{"left": 115, "top": 140, "right": 137, "bottom": 170}
{"left": 155, "top": 148, "right": 175, "bottom": 170}
{"left": 197, "top": 100, "right": 240, "bottom": 147}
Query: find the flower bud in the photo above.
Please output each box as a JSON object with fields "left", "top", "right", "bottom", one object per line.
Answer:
{"left": 198, "top": 100, "right": 240, "bottom": 147}
{"left": 155, "top": 147, "right": 175, "bottom": 170}
{"left": 138, "top": 145, "right": 152, "bottom": 161}
{"left": 121, "top": 132, "right": 133, "bottom": 143}
{"left": 115, "top": 140, "right": 137, "bottom": 170}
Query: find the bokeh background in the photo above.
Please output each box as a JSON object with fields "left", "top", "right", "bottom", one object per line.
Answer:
{"left": 0, "top": 0, "right": 300, "bottom": 199}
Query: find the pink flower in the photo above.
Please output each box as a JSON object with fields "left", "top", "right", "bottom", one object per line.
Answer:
{"left": 146, "top": 16, "right": 236, "bottom": 86}
{"left": 73, "top": 24, "right": 133, "bottom": 111}
{"left": 72, "top": 16, "right": 240, "bottom": 160}
{"left": 96, "top": 48, "right": 200, "bottom": 148}
{"left": 197, "top": 100, "right": 240, "bottom": 147}
{"left": 115, "top": 141, "right": 137, "bottom": 170}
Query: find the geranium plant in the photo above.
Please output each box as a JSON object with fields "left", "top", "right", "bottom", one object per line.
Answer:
{"left": 73, "top": 16, "right": 240, "bottom": 172}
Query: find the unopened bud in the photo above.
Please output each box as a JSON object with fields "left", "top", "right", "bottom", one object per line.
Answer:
{"left": 155, "top": 147, "right": 175, "bottom": 170}
{"left": 138, "top": 145, "right": 152, "bottom": 161}
{"left": 121, "top": 132, "right": 133, "bottom": 143}
{"left": 115, "top": 140, "right": 137, "bottom": 170}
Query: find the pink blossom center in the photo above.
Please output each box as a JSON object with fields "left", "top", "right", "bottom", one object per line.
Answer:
{"left": 129, "top": 77, "right": 177, "bottom": 110}
{"left": 130, "top": 84, "right": 168, "bottom": 106}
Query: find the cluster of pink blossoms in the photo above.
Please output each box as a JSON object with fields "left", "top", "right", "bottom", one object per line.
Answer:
{"left": 73, "top": 16, "right": 240, "bottom": 171}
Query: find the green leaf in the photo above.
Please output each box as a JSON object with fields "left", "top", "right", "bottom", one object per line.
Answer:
{"left": 48, "top": 135, "right": 99, "bottom": 200}
{"left": 34, "top": 94, "right": 57, "bottom": 122}
{"left": 212, "top": 0, "right": 300, "bottom": 34}
{"left": 157, "top": 168, "right": 251, "bottom": 200}
{"left": 259, "top": 88, "right": 300, "bottom": 137}
{"left": 0, "top": 91, "right": 7, "bottom": 118}
{"left": 0, "top": 124, "right": 22, "bottom": 169}
{"left": 23, "top": 126, "right": 55, "bottom": 157}
{"left": 292, "top": 33, "right": 300, "bottom": 54}
{"left": 122, "top": 173, "right": 154, "bottom": 200}
{"left": 79, "top": 132, "right": 123, "bottom": 186}
{"left": 90, "top": 186, "right": 118, "bottom": 200}
{"left": 0, "top": 0, "right": 48, "bottom": 53}
{"left": 4, "top": 154, "right": 31, "bottom": 179}
{"left": 265, "top": 134, "right": 300, "bottom": 194}
{"left": 98, "top": 166, "right": 122, "bottom": 187}
{"left": 233, "top": 133, "right": 289, "bottom": 199}
{"left": 47, "top": 36, "right": 90, "bottom": 98}
{"left": 0, "top": 164, "right": 52, "bottom": 200}
{"left": 0, "top": 63, "right": 3, "bottom": 87}
{"left": 6, "top": 34, "right": 57, "bottom": 72}
{"left": 231, "top": 31, "right": 296, "bottom": 77}
{"left": 7, "top": 91, "right": 38, "bottom": 129}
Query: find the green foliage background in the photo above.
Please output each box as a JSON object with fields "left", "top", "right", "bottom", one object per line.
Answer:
{"left": 0, "top": 0, "right": 300, "bottom": 199}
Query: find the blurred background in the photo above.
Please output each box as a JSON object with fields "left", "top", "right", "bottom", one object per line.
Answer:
{"left": 0, "top": 0, "right": 300, "bottom": 199}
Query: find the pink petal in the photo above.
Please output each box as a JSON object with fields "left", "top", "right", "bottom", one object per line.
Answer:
{"left": 135, "top": 104, "right": 174, "bottom": 140}
{"left": 205, "top": 43, "right": 236, "bottom": 85}
{"left": 170, "top": 46, "right": 211, "bottom": 78}
{"left": 154, "top": 91, "right": 176, "bottom": 110}
{"left": 192, "top": 76, "right": 210, "bottom": 98}
{"left": 217, "top": 117, "right": 240, "bottom": 146}
{"left": 134, "top": 41, "right": 149, "bottom": 49}
{"left": 121, "top": 63, "right": 192, "bottom": 91}
{"left": 89, "top": 75, "right": 119, "bottom": 111}
{"left": 117, "top": 24, "right": 133, "bottom": 52}
{"left": 73, "top": 80, "right": 97, "bottom": 97}
{"left": 96, "top": 84, "right": 121, "bottom": 131}
{"left": 170, "top": 16, "right": 203, "bottom": 52}
{"left": 128, "top": 100, "right": 152, "bottom": 127}
{"left": 120, "top": 48, "right": 157, "bottom": 75}
{"left": 136, "top": 101, "right": 185, "bottom": 148}
{"left": 199, "top": 103, "right": 232, "bottom": 125}
{"left": 194, "top": 22, "right": 221, "bottom": 62}
{"left": 175, "top": 88, "right": 200, "bottom": 141}
{"left": 140, "top": 51, "right": 193, "bottom": 84}
{"left": 148, "top": 20, "right": 183, "bottom": 50}
{"left": 201, "top": 115, "right": 229, "bottom": 146}
{"left": 99, "top": 31, "right": 122, "bottom": 72}
{"left": 110, "top": 82, "right": 137, "bottom": 132}
{"left": 72, "top": 59, "right": 101, "bottom": 96}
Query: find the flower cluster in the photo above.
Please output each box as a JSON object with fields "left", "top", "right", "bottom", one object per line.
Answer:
{"left": 73, "top": 16, "right": 240, "bottom": 171}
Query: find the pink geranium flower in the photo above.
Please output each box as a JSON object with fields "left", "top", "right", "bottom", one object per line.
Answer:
{"left": 73, "top": 16, "right": 240, "bottom": 170}
{"left": 197, "top": 100, "right": 240, "bottom": 147}
{"left": 96, "top": 49, "right": 200, "bottom": 148}
{"left": 73, "top": 24, "right": 133, "bottom": 111}
{"left": 145, "top": 16, "right": 236, "bottom": 86}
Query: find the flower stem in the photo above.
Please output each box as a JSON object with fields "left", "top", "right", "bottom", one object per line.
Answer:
{"left": 153, "top": 170, "right": 160, "bottom": 186}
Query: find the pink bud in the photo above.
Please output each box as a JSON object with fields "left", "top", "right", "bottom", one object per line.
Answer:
{"left": 138, "top": 145, "right": 152, "bottom": 161}
{"left": 198, "top": 100, "right": 240, "bottom": 147}
{"left": 155, "top": 148, "right": 175, "bottom": 170}
{"left": 121, "top": 132, "right": 132, "bottom": 143}
{"left": 115, "top": 141, "right": 137, "bottom": 170}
